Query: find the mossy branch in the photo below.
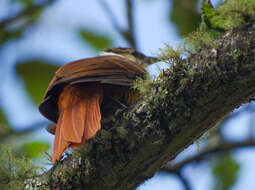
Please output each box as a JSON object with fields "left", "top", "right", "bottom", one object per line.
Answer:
{"left": 25, "top": 19, "right": 255, "bottom": 189}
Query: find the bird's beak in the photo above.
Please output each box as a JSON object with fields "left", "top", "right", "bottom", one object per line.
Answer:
{"left": 146, "top": 56, "right": 160, "bottom": 65}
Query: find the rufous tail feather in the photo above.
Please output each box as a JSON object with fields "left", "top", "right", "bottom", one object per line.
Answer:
{"left": 52, "top": 85, "right": 102, "bottom": 163}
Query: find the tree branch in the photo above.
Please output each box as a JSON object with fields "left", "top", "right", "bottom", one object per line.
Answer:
{"left": 123, "top": 0, "right": 136, "bottom": 48}
{"left": 175, "top": 172, "right": 191, "bottom": 190}
{"left": 0, "top": 0, "right": 55, "bottom": 29}
{"left": 25, "top": 23, "right": 255, "bottom": 189}
{"left": 161, "top": 140, "right": 255, "bottom": 173}
{"left": 98, "top": 0, "right": 123, "bottom": 33}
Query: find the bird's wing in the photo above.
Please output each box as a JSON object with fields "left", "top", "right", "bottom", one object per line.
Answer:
{"left": 56, "top": 56, "right": 144, "bottom": 84}
{"left": 39, "top": 56, "right": 146, "bottom": 123}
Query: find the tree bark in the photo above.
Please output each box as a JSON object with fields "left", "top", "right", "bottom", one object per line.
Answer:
{"left": 25, "top": 23, "right": 255, "bottom": 190}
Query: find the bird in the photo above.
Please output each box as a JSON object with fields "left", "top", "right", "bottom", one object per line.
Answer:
{"left": 39, "top": 47, "right": 158, "bottom": 162}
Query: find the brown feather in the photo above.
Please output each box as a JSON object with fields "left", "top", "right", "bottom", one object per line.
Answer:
{"left": 52, "top": 113, "right": 70, "bottom": 163}
{"left": 52, "top": 85, "right": 102, "bottom": 162}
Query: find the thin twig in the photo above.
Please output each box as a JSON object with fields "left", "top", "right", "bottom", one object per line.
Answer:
{"left": 159, "top": 169, "right": 191, "bottom": 190}
{"left": 175, "top": 171, "right": 191, "bottom": 190}
{"left": 161, "top": 140, "right": 255, "bottom": 173}
{"left": 98, "top": 0, "right": 123, "bottom": 33}
{"left": 124, "top": 0, "right": 136, "bottom": 48}
{"left": 248, "top": 102, "right": 255, "bottom": 139}
{"left": 98, "top": 0, "right": 137, "bottom": 48}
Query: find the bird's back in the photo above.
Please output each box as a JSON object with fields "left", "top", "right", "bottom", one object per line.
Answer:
{"left": 39, "top": 55, "right": 146, "bottom": 123}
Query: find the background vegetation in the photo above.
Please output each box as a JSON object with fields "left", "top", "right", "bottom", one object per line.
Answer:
{"left": 0, "top": 0, "right": 255, "bottom": 189}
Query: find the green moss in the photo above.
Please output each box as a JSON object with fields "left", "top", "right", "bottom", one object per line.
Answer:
{"left": 214, "top": 0, "right": 255, "bottom": 29}
{"left": 202, "top": 0, "right": 255, "bottom": 31}
{"left": 133, "top": 75, "right": 155, "bottom": 99}
{"left": 116, "top": 127, "right": 128, "bottom": 139}
{"left": 99, "top": 129, "right": 113, "bottom": 140}
{"left": 183, "top": 29, "right": 217, "bottom": 53}
{"left": 0, "top": 146, "right": 41, "bottom": 190}
{"left": 158, "top": 44, "right": 183, "bottom": 65}
{"left": 184, "top": 0, "right": 255, "bottom": 54}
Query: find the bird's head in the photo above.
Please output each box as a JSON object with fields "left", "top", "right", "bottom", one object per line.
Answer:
{"left": 99, "top": 47, "right": 158, "bottom": 68}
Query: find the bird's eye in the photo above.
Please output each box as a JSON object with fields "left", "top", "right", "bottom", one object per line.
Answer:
{"left": 131, "top": 50, "right": 144, "bottom": 59}
{"left": 131, "top": 50, "right": 138, "bottom": 56}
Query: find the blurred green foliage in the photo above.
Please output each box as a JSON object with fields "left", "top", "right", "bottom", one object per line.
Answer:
{"left": 212, "top": 154, "right": 240, "bottom": 190}
{"left": 16, "top": 60, "right": 58, "bottom": 105}
{"left": 170, "top": 0, "right": 201, "bottom": 37}
{"left": 11, "top": 0, "right": 34, "bottom": 6}
{"left": 21, "top": 141, "right": 50, "bottom": 158}
{"left": 79, "top": 29, "right": 113, "bottom": 51}
{"left": 0, "top": 0, "right": 44, "bottom": 48}
{"left": 0, "top": 108, "right": 8, "bottom": 125}
{"left": 0, "top": 29, "right": 23, "bottom": 48}
{"left": 0, "top": 108, "right": 12, "bottom": 138}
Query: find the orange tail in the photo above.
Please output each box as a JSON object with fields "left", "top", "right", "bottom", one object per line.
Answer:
{"left": 52, "top": 85, "right": 102, "bottom": 163}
